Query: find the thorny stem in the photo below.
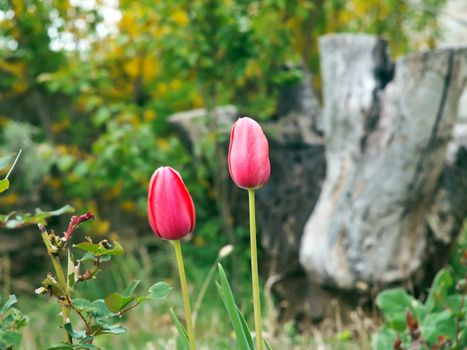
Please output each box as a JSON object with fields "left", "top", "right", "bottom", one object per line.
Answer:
{"left": 172, "top": 240, "right": 196, "bottom": 350}
{"left": 66, "top": 295, "right": 92, "bottom": 336}
{"left": 39, "top": 225, "right": 72, "bottom": 344}
{"left": 248, "top": 189, "right": 264, "bottom": 350}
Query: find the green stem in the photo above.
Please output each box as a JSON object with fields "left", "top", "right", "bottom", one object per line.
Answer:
{"left": 172, "top": 240, "right": 196, "bottom": 350}
{"left": 248, "top": 189, "right": 263, "bottom": 350}
{"left": 40, "top": 228, "right": 72, "bottom": 344}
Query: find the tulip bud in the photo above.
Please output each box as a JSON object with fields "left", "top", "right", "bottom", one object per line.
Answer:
{"left": 147, "top": 166, "right": 196, "bottom": 240}
{"left": 228, "top": 117, "right": 271, "bottom": 190}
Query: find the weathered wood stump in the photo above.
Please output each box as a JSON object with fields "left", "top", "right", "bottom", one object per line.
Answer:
{"left": 300, "top": 34, "right": 467, "bottom": 290}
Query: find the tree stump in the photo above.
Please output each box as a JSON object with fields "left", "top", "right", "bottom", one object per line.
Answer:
{"left": 299, "top": 34, "right": 467, "bottom": 289}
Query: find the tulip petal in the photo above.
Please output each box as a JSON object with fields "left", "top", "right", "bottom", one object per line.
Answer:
{"left": 147, "top": 167, "right": 196, "bottom": 240}
{"left": 228, "top": 117, "right": 270, "bottom": 189}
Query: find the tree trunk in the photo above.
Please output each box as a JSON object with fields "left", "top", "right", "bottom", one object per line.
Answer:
{"left": 299, "top": 34, "right": 467, "bottom": 289}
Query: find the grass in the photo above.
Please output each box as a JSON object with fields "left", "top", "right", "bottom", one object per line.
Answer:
{"left": 9, "top": 237, "right": 373, "bottom": 349}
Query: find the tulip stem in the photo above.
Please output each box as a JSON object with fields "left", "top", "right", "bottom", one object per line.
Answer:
{"left": 172, "top": 240, "right": 196, "bottom": 350}
{"left": 248, "top": 189, "right": 264, "bottom": 350}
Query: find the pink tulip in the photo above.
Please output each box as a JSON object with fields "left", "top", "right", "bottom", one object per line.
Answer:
{"left": 147, "top": 166, "right": 196, "bottom": 240}
{"left": 228, "top": 117, "right": 271, "bottom": 190}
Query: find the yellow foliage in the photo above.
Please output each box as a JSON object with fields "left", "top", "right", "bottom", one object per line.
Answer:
{"left": 92, "top": 219, "right": 110, "bottom": 236}
{"left": 156, "top": 82, "right": 168, "bottom": 96}
{"left": 193, "top": 235, "right": 205, "bottom": 247}
{"left": 0, "top": 116, "right": 9, "bottom": 127}
{"left": 245, "top": 60, "right": 261, "bottom": 78}
{"left": 192, "top": 93, "right": 204, "bottom": 108}
{"left": 157, "top": 138, "right": 170, "bottom": 151}
{"left": 120, "top": 13, "right": 139, "bottom": 37}
{"left": 120, "top": 200, "right": 136, "bottom": 212}
{"left": 52, "top": 119, "right": 70, "bottom": 134}
{"left": 171, "top": 10, "right": 189, "bottom": 26}
{"left": 124, "top": 59, "right": 140, "bottom": 78}
{"left": 143, "top": 110, "right": 156, "bottom": 122}
{"left": 104, "top": 181, "right": 123, "bottom": 200}
{"left": 0, "top": 61, "right": 25, "bottom": 78}
{"left": 0, "top": 193, "right": 19, "bottom": 206}
{"left": 170, "top": 79, "right": 182, "bottom": 91}
{"left": 44, "top": 176, "right": 62, "bottom": 189}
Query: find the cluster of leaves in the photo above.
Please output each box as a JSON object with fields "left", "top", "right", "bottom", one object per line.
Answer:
{"left": 0, "top": 295, "right": 28, "bottom": 350}
{"left": 36, "top": 223, "right": 172, "bottom": 350}
{"left": 374, "top": 246, "right": 466, "bottom": 349}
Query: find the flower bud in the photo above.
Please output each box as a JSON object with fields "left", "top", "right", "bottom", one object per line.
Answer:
{"left": 147, "top": 166, "right": 196, "bottom": 240}
{"left": 228, "top": 117, "right": 271, "bottom": 190}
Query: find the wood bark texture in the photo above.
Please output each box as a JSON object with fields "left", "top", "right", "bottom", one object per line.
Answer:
{"left": 300, "top": 34, "right": 467, "bottom": 289}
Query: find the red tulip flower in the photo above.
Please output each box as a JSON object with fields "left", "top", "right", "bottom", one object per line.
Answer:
{"left": 228, "top": 117, "right": 271, "bottom": 190}
{"left": 147, "top": 166, "right": 196, "bottom": 240}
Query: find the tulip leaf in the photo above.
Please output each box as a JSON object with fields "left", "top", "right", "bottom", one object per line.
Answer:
{"left": 236, "top": 305, "right": 254, "bottom": 350}
{"left": 104, "top": 293, "right": 135, "bottom": 313}
{"left": 74, "top": 241, "right": 124, "bottom": 257}
{"left": 170, "top": 308, "right": 190, "bottom": 350}
{"left": 0, "top": 178, "right": 10, "bottom": 194}
{"left": 217, "top": 263, "right": 252, "bottom": 350}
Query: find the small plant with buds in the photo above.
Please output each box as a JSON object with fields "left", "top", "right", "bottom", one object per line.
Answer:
{"left": 36, "top": 212, "right": 171, "bottom": 349}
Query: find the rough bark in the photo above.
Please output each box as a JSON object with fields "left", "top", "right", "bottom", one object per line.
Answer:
{"left": 299, "top": 34, "right": 467, "bottom": 290}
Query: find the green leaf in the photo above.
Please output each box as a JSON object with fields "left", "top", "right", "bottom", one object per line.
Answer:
{"left": 122, "top": 280, "right": 140, "bottom": 297}
{"left": 425, "top": 268, "right": 453, "bottom": 312}
{"left": 148, "top": 282, "right": 172, "bottom": 300}
{"left": 104, "top": 293, "right": 135, "bottom": 313}
{"left": 1, "top": 294, "right": 17, "bottom": 314}
{"left": 376, "top": 288, "right": 421, "bottom": 331}
{"left": 97, "top": 324, "right": 128, "bottom": 335}
{"left": 217, "top": 264, "right": 252, "bottom": 350}
{"left": 236, "top": 305, "right": 254, "bottom": 350}
{"left": 421, "top": 310, "right": 456, "bottom": 344}
{"left": 64, "top": 322, "right": 88, "bottom": 340}
{"left": 90, "top": 299, "right": 114, "bottom": 318}
{"left": 78, "top": 252, "right": 111, "bottom": 263}
{"left": 0, "top": 331, "right": 22, "bottom": 348}
{"left": 74, "top": 241, "right": 124, "bottom": 257}
{"left": 72, "top": 298, "right": 96, "bottom": 313}
{"left": 371, "top": 326, "right": 397, "bottom": 350}
{"left": 170, "top": 308, "right": 190, "bottom": 350}
{"left": 47, "top": 343, "right": 99, "bottom": 350}
{"left": 0, "top": 178, "right": 10, "bottom": 194}
{"left": 67, "top": 250, "right": 76, "bottom": 289}
{"left": 136, "top": 282, "right": 172, "bottom": 304}
{"left": 265, "top": 340, "right": 273, "bottom": 350}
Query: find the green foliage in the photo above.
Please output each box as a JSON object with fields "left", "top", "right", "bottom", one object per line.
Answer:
{"left": 0, "top": 295, "right": 28, "bottom": 350}
{"left": 170, "top": 308, "right": 190, "bottom": 350}
{"left": 36, "top": 216, "right": 171, "bottom": 349}
{"left": 0, "top": 205, "right": 74, "bottom": 229}
{"left": 374, "top": 251, "right": 467, "bottom": 350}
